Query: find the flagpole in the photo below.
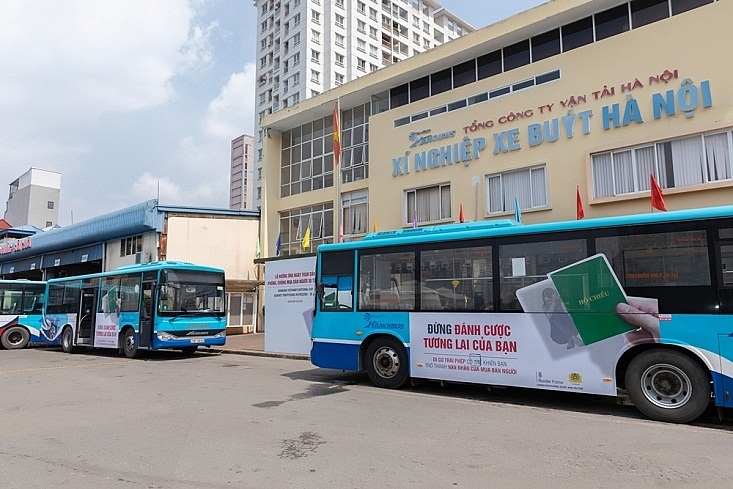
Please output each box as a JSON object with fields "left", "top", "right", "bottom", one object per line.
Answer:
{"left": 334, "top": 98, "right": 341, "bottom": 243}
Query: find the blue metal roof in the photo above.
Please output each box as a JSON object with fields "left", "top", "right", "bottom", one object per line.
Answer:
{"left": 0, "top": 199, "right": 260, "bottom": 264}
{"left": 0, "top": 200, "right": 160, "bottom": 262}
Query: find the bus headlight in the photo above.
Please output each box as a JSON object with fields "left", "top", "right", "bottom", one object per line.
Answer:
{"left": 157, "top": 331, "right": 175, "bottom": 341}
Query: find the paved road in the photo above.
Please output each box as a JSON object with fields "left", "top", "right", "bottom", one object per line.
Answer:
{"left": 1, "top": 347, "right": 732, "bottom": 488}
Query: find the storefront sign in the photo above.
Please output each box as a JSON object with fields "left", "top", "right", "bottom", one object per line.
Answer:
{"left": 0, "top": 237, "right": 32, "bottom": 255}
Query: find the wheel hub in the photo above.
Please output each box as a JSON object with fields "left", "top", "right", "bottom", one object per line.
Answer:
{"left": 374, "top": 347, "right": 399, "bottom": 379}
{"left": 642, "top": 363, "right": 691, "bottom": 409}
{"left": 8, "top": 331, "right": 22, "bottom": 345}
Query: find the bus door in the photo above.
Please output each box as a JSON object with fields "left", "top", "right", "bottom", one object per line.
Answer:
{"left": 138, "top": 282, "right": 154, "bottom": 349}
{"left": 78, "top": 287, "right": 97, "bottom": 345}
{"left": 714, "top": 233, "right": 733, "bottom": 407}
{"left": 716, "top": 234, "right": 733, "bottom": 314}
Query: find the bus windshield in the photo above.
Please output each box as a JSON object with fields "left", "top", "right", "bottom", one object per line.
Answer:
{"left": 0, "top": 280, "right": 46, "bottom": 349}
{"left": 158, "top": 269, "right": 225, "bottom": 315}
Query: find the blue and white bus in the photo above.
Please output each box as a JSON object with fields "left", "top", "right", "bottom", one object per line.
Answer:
{"left": 311, "top": 205, "right": 733, "bottom": 423}
{"left": 43, "top": 261, "right": 226, "bottom": 358}
{"left": 0, "top": 280, "right": 46, "bottom": 349}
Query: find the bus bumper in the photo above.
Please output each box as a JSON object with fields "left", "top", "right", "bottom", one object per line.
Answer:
{"left": 310, "top": 340, "right": 360, "bottom": 371}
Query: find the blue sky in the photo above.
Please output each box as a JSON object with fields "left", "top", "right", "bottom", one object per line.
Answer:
{"left": 0, "top": 0, "right": 546, "bottom": 226}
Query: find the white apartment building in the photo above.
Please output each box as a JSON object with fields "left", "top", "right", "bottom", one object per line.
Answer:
{"left": 230, "top": 134, "right": 255, "bottom": 210}
{"left": 252, "top": 0, "right": 473, "bottom": 209}
{"left": 4, "top": 168, "right": 61, "bottom": 229}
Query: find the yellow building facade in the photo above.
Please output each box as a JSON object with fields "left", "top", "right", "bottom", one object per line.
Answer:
{"left": 260, "top": 0, "right": 731, "bottom": 257}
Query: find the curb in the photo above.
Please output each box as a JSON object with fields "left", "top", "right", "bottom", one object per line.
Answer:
{"left": 214, "top": 348, "right": 310, "bottom": 361}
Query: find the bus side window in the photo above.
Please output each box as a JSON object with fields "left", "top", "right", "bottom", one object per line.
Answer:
{"left": 359, "top": 251, "right": 415, "bottom": 311}
{"left": 319, "top": 250, "right": 355, "bottom": 312}
{"left": 499, "top": 239, "right": 587, "bottom": 311}
{"left": 320, "top": 275, "right": 353, "bottom": 311}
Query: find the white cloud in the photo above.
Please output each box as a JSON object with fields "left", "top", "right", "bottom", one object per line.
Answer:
{"left": 0, "top": 0, "right": 255, "bottom": 224}
{"left": 203, "top": 63, "right": 257, "bottom": 139}
{"left": 0, "top": 0, "right": 209, "bottom": 128}
{"left": 131, "top": 172, "right": 183, "bottom": 202}
{"left": 179, "top": 21, "right": 218, "bottom": 73}
{"left": 159, "top": 62, "right": 257, "bottom": 208}
{"left": 1, "top": 138, "right": 89, "bottom": 175}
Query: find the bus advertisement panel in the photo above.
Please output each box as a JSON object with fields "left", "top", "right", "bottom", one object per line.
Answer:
{"left": 43, "top": 261, "right": 226, "bottom": 357}
{"left": 310, "top": 206, "right": 733, "bottom": 423}
{"left": 0, "top": 280, "right": 46, "bottom": 349}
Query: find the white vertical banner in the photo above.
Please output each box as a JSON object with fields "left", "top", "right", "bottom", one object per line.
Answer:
{"left": 264, "top": 256, "right": 317, "bottom": 354}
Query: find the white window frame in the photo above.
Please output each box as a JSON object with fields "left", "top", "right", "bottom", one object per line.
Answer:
{"left": 405, "top": 183, "right": 452, "bottom": 225}
{"left": 341, "top": 190, "right": 369, "bottom": 236}
{"left": 485, "top": 165, "right": 548, "bottom": 214}
{"left": 591, "top": 129, "right": 733, "bottom": 199}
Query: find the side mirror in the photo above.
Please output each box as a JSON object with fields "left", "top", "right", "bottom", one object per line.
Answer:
{"left": 316, "top": 283, "right": 325, "bottom": 301}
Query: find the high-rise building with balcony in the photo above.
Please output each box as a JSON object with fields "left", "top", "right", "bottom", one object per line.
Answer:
{"left": 252, "top": 0, "right": 473, "bottom": 209}
{"left": 230, "top": 134, "right": 255, "bottom": 210}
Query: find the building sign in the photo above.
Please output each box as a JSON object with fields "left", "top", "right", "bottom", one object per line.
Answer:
{"left": 392, "top": 135, "right": 487, "bottom": 176}
{"left": 0, "top": 237, "right": 32, "bottom": 255}
{"left": 391, "top": 70, "right": 714, "bottom": 178}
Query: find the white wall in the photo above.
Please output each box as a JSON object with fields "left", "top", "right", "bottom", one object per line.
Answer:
{"left": 165, "top": 216, "right": 260, "bottom": 281}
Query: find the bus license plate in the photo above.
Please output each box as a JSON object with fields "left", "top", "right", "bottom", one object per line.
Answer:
{"left": 190, "top": 338, "right": 204, "bottom": 344}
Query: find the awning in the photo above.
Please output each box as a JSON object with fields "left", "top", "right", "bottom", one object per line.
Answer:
{"left": 1, "top": 255, "right": 42, "bottom": 274}
{"left": 42, "top": 244, "right": 103, "bottom": 268}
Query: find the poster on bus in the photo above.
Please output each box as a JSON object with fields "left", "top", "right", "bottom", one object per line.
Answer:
{"left": 409, "top": 254, "right": 660, "bottom": 396}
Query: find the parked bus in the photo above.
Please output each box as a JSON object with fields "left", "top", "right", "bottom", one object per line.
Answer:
{"left": 310, "top": 205, "right": 733, "bottom": 423}
{"left": 43, "top": 261, "right": 226, "bottom": 358}
{"left": 0, "top": 280, "right": 46, "bottom": 349}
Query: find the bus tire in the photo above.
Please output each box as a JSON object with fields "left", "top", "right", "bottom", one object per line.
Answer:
{"left": 181, "top": 346, "right": 198, "bottom": 356}
{"left": 365, "top": 336, "right": 409, "bottom": 389}
{"left": 625, "top": 349, "right": 710, "bottom": 423}
{"left": 1, "top": 326, "right": 30, "bottom": 349}
{"left": 61, "top": 327, "right": 75, "bottom": 354}
{"left": 122, "top": 328, "right": 138, "bottom": 359}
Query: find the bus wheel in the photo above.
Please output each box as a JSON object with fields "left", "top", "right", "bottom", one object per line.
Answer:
{"left": 122, "top": 329, "right": 138, "bottom": 359}
{"left": 365, "top": 336, "right": 409, "bottom": 389}
{"left": 181, "top": 346, "right": 197, "bottom": 356}
{"left": 1, "top": 326, "right": 30, "bottom": 349}
{"left": 61, "top": 327, "right": 75, "bottom": 354}
{"left": 625, "top": 349, "right": 710, "bottom": 423}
